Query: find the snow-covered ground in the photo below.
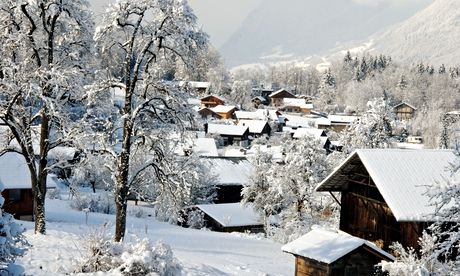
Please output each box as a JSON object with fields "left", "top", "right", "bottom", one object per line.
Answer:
{"left": 13, "top": 196, "right": 294, "bottom": 275}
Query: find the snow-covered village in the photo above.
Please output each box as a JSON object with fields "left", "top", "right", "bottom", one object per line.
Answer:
{"left": 0, "top": 0, "right": 459, "bottom": 275}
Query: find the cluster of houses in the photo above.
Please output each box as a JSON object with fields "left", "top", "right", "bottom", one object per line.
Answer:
{"left": 1, "top": 79, "right": 457, "bottom": 275}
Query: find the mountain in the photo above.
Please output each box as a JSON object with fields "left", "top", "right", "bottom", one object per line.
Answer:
{"left": 220, "top": 0, "right": 432, "bottom": 66}
{"left": 369, "top": 0, "right": 460, "bottom": 66}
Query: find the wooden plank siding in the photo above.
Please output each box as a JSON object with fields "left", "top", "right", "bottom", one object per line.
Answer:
{"left": 1, "top": 188, "right": 34, "bottom": 221}
{"left": 339, "top": 164, "right": 430, "bottom": 251}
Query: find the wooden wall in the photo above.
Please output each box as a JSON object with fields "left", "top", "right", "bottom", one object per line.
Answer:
{"left": 2, "top": 188, "right": 34, "bottom": 221}
{"left": 295, "top": 256, "right": 328, "bottom": 276}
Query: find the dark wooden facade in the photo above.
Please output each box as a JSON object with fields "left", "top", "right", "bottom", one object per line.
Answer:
{"left": 214, "top": 184, "right": 242, "bottom": 204}
{"left": 294, "top": 246, "right": 389, "bottom": 276}
{"left": 1, "top": 188, "right": 34, "bottom": 221}
{"left": 338, "top": 162, "right": 429, "bottom": 251}
{"left": 198, "top": 108, "right": 222, "bottom": 119}
{"left": 394, "top": 102, "right": 416, "bottom": 120}
{"left": 200, "top": 95, "right": 225, "bottom": 108}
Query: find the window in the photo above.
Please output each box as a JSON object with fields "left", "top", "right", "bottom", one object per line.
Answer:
{"left": 8, "top": 189, "right": 21, "bottom": 202}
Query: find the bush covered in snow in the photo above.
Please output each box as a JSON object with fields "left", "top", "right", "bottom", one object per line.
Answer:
{"left": 77, "top": 228, "right": 182, "bottom": 275}
{"left": 0, "top": 184, "right": 28, "bottom": 268}
{"left": 69, "top": 191, "right": 115, "bottom": 214}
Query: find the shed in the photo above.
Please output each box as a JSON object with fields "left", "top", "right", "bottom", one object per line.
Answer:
{"left": 316, "top": 149, "right": 457, "bottom": 251}
{"left": 0, "top": 152, "right": 58, "bottom": 221}
{"left": 282, "top": 228, "right": 394, "bottom": 276}
{"left": 193, "top": 203, "right": 263, "bottom": 233}
{"left": 394, "top": 102, "right": 416, "bottom": 120}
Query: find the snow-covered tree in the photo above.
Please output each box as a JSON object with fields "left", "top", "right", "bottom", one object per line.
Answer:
{"left": 0, "top": 183, "right": 28, "bottom": 268}
{"left": 94, "top": 0, "right": 208, "bottom": 241}
{"left": 0, "top": 0, "right": 94, "bottom": 234}
{"left": 340, "top": 94, "right": 396, "bottom": 154}
{"left": 317, "top": 69, "right": 337, "bottom": 112}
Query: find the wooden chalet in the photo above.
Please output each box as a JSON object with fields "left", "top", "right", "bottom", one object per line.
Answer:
{"left": 0, "top": 152, "right": 58, "bottom": 221}
{"left": 316, "top": 115, "right": 358, "bottom": 133}
{"left": 237, "top": 120, "right": 271, "bottom": 137}
{"left": 191, "top": 203, "right": 263, "bottom": 233}
{"left": 269, "top": 89, "right": 297, "bottom": 107}
{"left": 394, "top": 102, "right": 416, "bottom": 120}
{"left": 316, "top": 149, "right": 457, "bottom": 251}
{"left": 280, "top": 99, "right": 314, "bottom": 114}
{"left": 200, "top": 157, "right": 252, "bottom": 203}
{"left": 198, "top": 107, "right": 222, "bottom": 120}
{"left": 210, "top": 105, "right": 237, "bottom": 119}
{"left": 282, "top": 228, "right": 394, "bottom": 276}
{"left": 251, "top": 96, "right": 268, "bottom": 108}
{"left": 200, "top": 95, "right": 225, "bottom": 108}
{"left": 206, "top": 124, "right": 249, "bottom": 146}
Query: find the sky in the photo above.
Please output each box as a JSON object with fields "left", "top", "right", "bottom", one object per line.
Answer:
{"left": 188, "top": 0, "right": 263, "bottom": 48}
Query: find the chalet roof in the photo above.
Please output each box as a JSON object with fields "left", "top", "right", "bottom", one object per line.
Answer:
{"left": 211, "top": 105, "right": 237, "bottom": 114}
{"left": 198, "top": 107, "right": 221, "bottom": 117}
{"left": 282, "top": 228, "right": 394, "bottom": 264}
{"left": 195, "top": 203, "right": 262, "bottom": 227}
{"left": 200, "top": 157, "right": 252, "bottom": 186}
{"left": 179, "top": 81, "right": 210, "bottom": 89}
{"left": 0, "top": 152, "right": 58, "bottom": 189}
{"left": 284, "top": 115, "right": 315, "bottom": 128}
{"left": 252, "top": 96, "right": 267, "bottom": 102}
{"left": 269, "top": 89, "right": 297, "bottom": 99}
{"left": 194, "top": 138, "right": 219, "bottom": 157}
{"left": 292, "top": 128, "right": 326, "bottom": 139}
{"left": 283, "top": 98, "right": 314, "bottom": 109}
{"left": 316, "top": 149, "right": 457, "bottom": 222}
{"left": 207, "top": 124, "right": 249, "bottom": 137}
{"left": 235, "top": 109, "right": 279, "bottom": 121}
{"left": 237, "top": 120, "right": 269, "bottom": 134}
{"left": 200, "top": 94, "right": 226, "bottom": 102}
{"left": 394, "top": 101, "right": 417, "bottom": 110}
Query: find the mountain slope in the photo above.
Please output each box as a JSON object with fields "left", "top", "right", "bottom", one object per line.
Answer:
{"left": 370, "top": 0, "right": 460, "bottom": 66}
{"left": 220, "top": 0, "right": 432, "bottom": 66}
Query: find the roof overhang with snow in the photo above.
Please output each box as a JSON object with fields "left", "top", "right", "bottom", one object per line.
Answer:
{"left": 316, "top": 149, "right": 457, "bottom": 222}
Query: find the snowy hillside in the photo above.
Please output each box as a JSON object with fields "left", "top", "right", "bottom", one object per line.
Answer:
{"left": 369, "top": 0, "right": 460, "bottom": 66}
{"left": 220, "top": 0, "right": 432, "bottom": 66}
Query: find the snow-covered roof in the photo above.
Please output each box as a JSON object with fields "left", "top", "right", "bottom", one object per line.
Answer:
{"left": 269, "top": 89, "right": 296, "bottom": 98}
{"left": 0, "top": 152, "right": 58, "bottom": 189}
{"left": 200, "top": 94, "right": 226, "bottom": 102}
{"left": 328, "top": 115, "right": 358, "bottom": 124}
{"left": 195, "top": 203, "right": 262, "bottom": 227}
{"left": 283, "top": 98, "right": 313, "bottom": 109}
{"left": 194, "top": 138, "right": 219, "bottom": 157}
{"left": 48, "top": 146, "right": 77, "bottom": 161}
{"left": 237, "top": 120, "right": 269, "bottom": 134}
{"left": 180, "top": 81, "right": 210, "bottom": 89}
{"left": 235, "top": 109, "right": 279, "bottom": 121}
{"left": 284, "top": 115, "right": 315, "bottom": 128}
{"left": 282, "top": 227, "right": 394, "bottom": 264}
{"left": 292, "top": 128, "right": 326, "bottom": 139}
{"left": 394, "top": 101, "right": 417, "bottom": 110}
{"left": 316, "top": 149, "right": 457, "bottom": 222}
{"left": 211, "top": 105, "right": 237, "bottom": 114}
{"left": 200, "top": 157, "right": 252, "bottom": 186}
{"left": 207, "top": 124, "right": 249, "bottom": 136}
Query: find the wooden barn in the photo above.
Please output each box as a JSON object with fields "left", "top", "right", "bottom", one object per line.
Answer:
{"left": 200, "top": 95, "right": 225, "bottom": 108}
{"left": 316, "top": 149, "right": 457, "bottom": 251}
{"left": 191, "top": 203, "right": 263, "bottom": 233}
{"left": 269, "top": 89, "right": 297, "bottom": 107}
{"left": 0, "top": 152, "right": 58, "bottom": 221}
{"left": 282, "top": 228, "right": 394, "bottom": 276}
{"left": 210, "top": 105, "right": 237, "bottom": 119}
{"left": 394, "top": 102, "right": 416, "bottom": 120}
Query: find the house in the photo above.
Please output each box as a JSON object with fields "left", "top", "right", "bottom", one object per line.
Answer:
{"left": 252, "top": 96, "right": 269, "bottom": 107}
{"left": 282, "top": 228, "right": 394, "bottom": 276}
{"left": 394, "top": 102, "right": 416, "bottom": 120}
{"left": 198, "top": 107, "right": 222, "bottom": 120}
{"left": 200, "top": 157, "right": 252, "bottom": 203}
{"left": 191, "top": 203, "right": 263, "bottom": 233}
{"left": 292, "top": 128, "right": 331, "bottom": 151}
{"left": 280, "top": 98, "right": 314, "bottom": 114}
{"left": 179, "top": 81, "right": 210, "bottom": 94}
{"left": 316, "top": 149, "right": 457, "bottom": 251}
{"left": 234, "top": 109, "right": 280, "bottom": 122}
{"left": 210, "top": 105, "right": 237, "bottom": 119}
{"left": 0, "top": 152, "right": 58, "bottom": 221}
{"left": 269, "top": 89, "right": 297, "bottom": 107}
{"left": 237, "top": 120, "right": 271, "bottom": 137}
{"left": 206, "top": 124, "right": 249, "bottom": 146}
{"left": 200, "top": 95, "right": 225, "bottom": 108}
{"left": 316, "top": 115, "right": 358, "bottom": 132}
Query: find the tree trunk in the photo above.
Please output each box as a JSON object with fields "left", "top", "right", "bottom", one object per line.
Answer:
{"left": 35, "top": 110, "right": 50, "bottom": 234}
{"left": 114, "top": 114, "right": 133, "bottom": 242}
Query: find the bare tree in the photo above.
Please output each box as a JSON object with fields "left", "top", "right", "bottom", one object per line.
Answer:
{"left": 0, "top": 0, "right": 94, "bottom": 234}
{"left": 94, "top": 0, "right": 208, "bottom": 241}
